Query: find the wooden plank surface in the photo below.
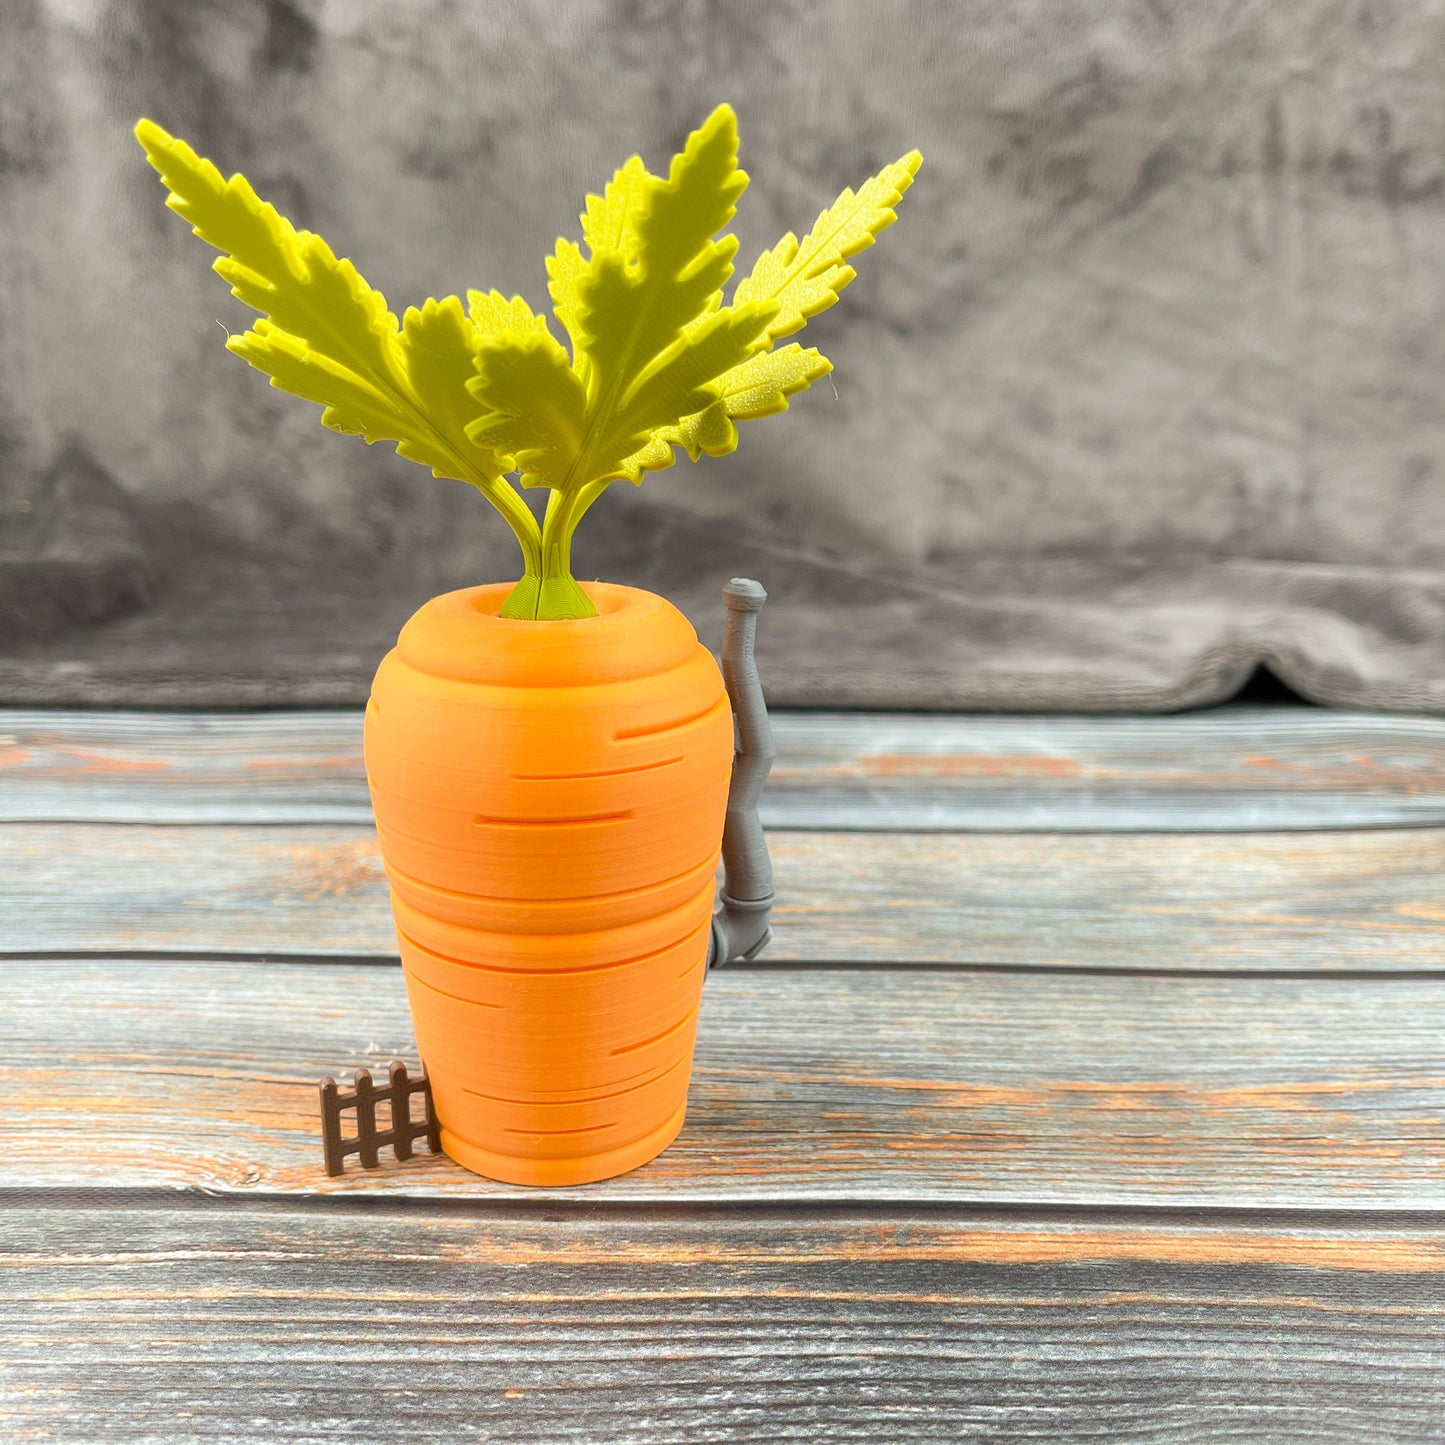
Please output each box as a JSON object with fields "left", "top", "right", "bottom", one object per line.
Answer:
{"left": 6, "top": 821, "right": 1445, "bottom": 970}
{"left": 5, "top": 706, "right": 1445, "bottom": 830}
{"left": 4, "top": 958, "right": 1443, "bottom": 1206}
{"left": 3, "top": 1203, "right": 1443, "bottom": 1443}
{"left": 7, "top": 705, "right": 1445, "bottom": 1444}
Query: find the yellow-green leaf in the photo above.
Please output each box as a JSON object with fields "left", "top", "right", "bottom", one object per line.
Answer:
{"left": 581, "top": 153, "right": 654, "bottom": 262}
{"left": 468, "top": 288, "right": 551, "bottom": 339}
{"left": 545, "top": 238, "right": 587, "bottom": 362}
{"left": 228, "top": 321, "right": 410, "bottom": 445}
{"left": 466, "top": 329, "right": 588, "bottom": 490}
{"left": 597, "top": 304, "right": 776, "bottom": 467}
{"left": 711, "top": 341, "right": 834, "bottom": 421}
{"left": 615, "top": 430, "right": 680, "bottom": 479}
{"left": 134, "top": 118, "right": 516, "bottom": 501}
{"left": 136, "top": 120, "right": 401, "bottom": 393}
{"left": 566, "top": 105, "right": 776, "bottom": 483}
{"left": 616, "top": 342, "right": 832, "bottom": 481}
{"left": 394, "top": 295, "right": 516, "bottom": 479}
{"left": 548, "top": 153, "right": 659, "bottom": 378}
{"left": 734, "top": 149, "right": 922, "bottom": 342}
{"left": 573, "top": 108, "right": 746, "bottom": 397}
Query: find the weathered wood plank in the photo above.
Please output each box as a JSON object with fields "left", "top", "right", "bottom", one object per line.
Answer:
{"left": 3, "top": 959, "right": 1442, "bottom": 1205}
{"left": 5, "top": 822, "right": 1445, "bottom": 970}
{"left": 5, "top": 706, "right": 1445, "bottom": 830}
{"left": 0, "top": 709, "right": 370, "bottom": 824}
{"left": 2, "top": 1204, "right": 1443, "bottom": 1443}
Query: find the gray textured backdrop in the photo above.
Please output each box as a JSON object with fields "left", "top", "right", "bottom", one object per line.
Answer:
{"left": 2, "top": 0, "right": 1444, "bottom": 708}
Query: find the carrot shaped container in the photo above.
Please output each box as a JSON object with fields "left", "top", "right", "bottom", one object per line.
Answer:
{"left": 364, "top": 577, "right": 775, "bottom": 1186}
{"left": 133, "top": 107, "right": 913, "bottom": 1182}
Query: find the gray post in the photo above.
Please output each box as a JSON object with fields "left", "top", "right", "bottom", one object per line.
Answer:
{"left": 708, "top": 578, "right": 776, "bottom": 967}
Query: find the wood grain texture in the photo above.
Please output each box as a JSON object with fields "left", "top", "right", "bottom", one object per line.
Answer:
{"left": 3, "top": 1204, "right": 1444, "bottom": 1443}
{"left": 5, "top": 706, "right": 1445, "bottom": 830}
{"left": 5, "top": 821, "right": 1445, "bottom": 970}
{"left": 4, "top": 959, "right": 1443, "bottom": 1206}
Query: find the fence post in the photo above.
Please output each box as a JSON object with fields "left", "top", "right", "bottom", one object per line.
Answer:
{"left": 320, "top": 1076, "right": 344, "bottom": 1177}
{"left": 389, "top": 1059, "right": 413, "bottom": 1161}
{"left": 419, "top": 1063, "right": 442, "bottom": 1154}
{"left": 352, "top": 1067, "right": 378, "bottom": 1169}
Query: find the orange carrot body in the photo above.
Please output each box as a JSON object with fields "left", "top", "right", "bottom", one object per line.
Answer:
{"left": 364, "top": 581, "right": 734, "bottom": 1185}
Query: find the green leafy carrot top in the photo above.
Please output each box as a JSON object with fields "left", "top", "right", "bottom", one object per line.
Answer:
{"left": 135, "top": 105, "right": 920, "bottom": 619}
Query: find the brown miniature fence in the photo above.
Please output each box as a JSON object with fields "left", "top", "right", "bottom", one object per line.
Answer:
{"left": 319, "top": 1060, "right": 441, "bottom": 1176}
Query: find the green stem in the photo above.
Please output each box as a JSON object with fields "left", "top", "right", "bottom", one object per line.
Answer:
{"left": 485, "top": 476, "right": 543, "bottom": 576}
{"left": 473, "top": 472, "right": 545, "bottom": 621}
{"left": 567, "top": 477, "right": 613, "bottom": 536}
{"left": 539, "top": 488, "right": 572, "bottom": 590}
{"left": 500, "top": 484, "right": 596, "bottom": 620}
{"left": 359, "top": 351, "right": 544, "bottom": 593}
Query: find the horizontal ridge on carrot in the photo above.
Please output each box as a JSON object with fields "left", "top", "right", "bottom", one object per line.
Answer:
{"left": 137, "top": 105, "right": 921, "bottom": 1185}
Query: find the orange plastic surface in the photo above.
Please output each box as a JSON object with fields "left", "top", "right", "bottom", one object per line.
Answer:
{"left": 364, "top": 582, "right": 734, "bottom": 1185}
